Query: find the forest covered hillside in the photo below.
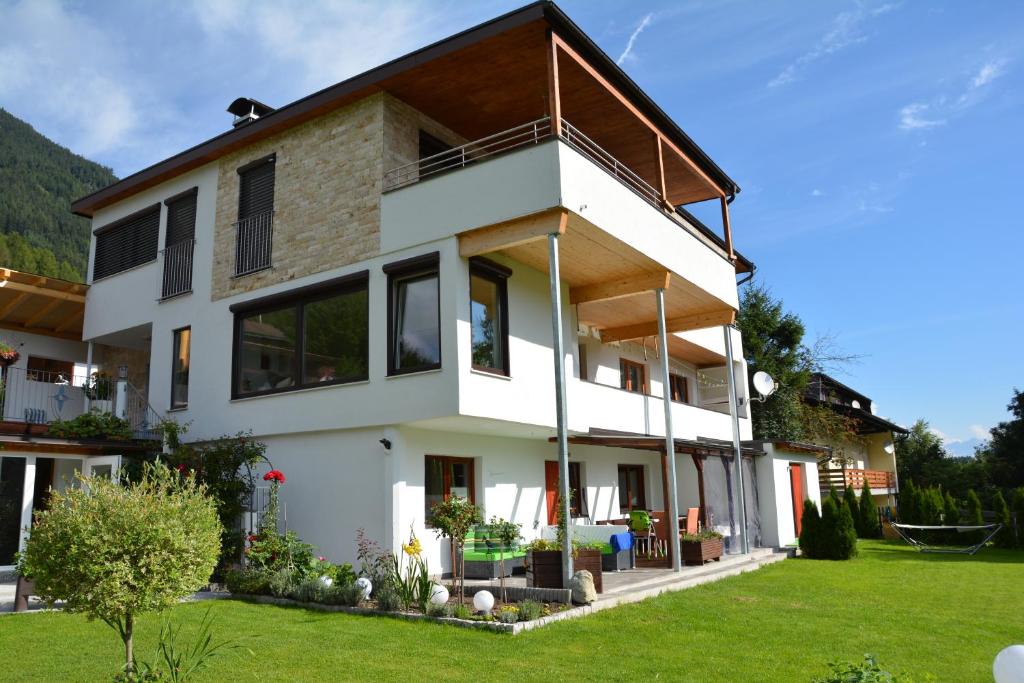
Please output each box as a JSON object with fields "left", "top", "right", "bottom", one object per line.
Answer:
{"left": 0, "top": 108, "right": 118, "bottom": 281}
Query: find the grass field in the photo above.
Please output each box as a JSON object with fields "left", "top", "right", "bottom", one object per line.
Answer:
{"left": 2, "top": 540, "right": 1021, "bottom": 682}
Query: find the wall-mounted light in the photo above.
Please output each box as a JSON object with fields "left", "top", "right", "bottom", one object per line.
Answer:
{"left": 118, "top": 365, "right": 129, "bottom": 380}
{"left": 379, "top": 438, "right": 392, "bottom": 450}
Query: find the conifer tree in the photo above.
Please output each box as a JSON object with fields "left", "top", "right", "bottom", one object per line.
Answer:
{"left": 799, "top": 499, "right": 821, "bottom": 559}
{"left": 859, "top": 481, "right": 880, "bottom": 539}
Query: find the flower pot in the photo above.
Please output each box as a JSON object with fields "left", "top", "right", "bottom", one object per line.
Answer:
{"left": 681, "top": 538, "right": 723, "bottom": 565}
{"left": 525, "top": 549, "right": 603, "bottom": 593}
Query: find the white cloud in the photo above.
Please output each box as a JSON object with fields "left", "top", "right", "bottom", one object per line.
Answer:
{"left": 898, "top": 103, "right": 946, "bottom": 131}
{"left": 968, "top": 424, "right": 989, "bottom": 439}
{"left": 768, "top": 4, "right": 898, "bottom": 88}
{"left": 929, "top": 426, "right": 950, "bottom": 442}
{"left": 811, "top": 188, "right": 824, "bottom": 197}
{"left": 617, "top": 13, "right": 654, "bottom": 66}
{"left": 970, "top": 59, "right": 1006, "bottom": 89}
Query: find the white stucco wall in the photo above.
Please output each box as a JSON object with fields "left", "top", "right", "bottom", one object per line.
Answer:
{"left": 756, "top": 444, "right": 821, "bottom": 548}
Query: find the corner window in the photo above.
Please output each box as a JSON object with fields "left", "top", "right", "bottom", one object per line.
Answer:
{"left": 385, "top": 253, "right": 440, "bottom": 376}
{"left": 171, "top": 327, "right": 191, "bottom": 409}
{"left": 425, "top": 455, "right": 475, "bottom": 525}
{"left": 620, "top": 358, "right": 646, "bottom": 394}
{"left": 469, "top": 257, "right": 510, "bottom": 376}
{"left": 93, "top": 204, "right": 160, "bottom": 281}
{"left": 231, "top": 272, "right": 369, "bottom": 398}
{"left": 618, "top": 464, "right": 647, "bottom": 513}
{"left": 669, "top": 373, "right": 689, "bottom": 403}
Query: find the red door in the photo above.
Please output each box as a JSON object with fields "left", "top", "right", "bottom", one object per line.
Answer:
{"left": 790, "top": 463, "right": 804, "bottom": 536}
{"left": 544, "top": 461, "right": 560, "bottom": 525}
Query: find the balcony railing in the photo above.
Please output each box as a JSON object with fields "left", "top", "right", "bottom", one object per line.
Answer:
{"left": 820, "top": 467, "right": 896, "bottom": 493}
{"left": 559, "top": 120, "right": 661, "bottom": 205}
{"left": 234, "top": 210, "right": 274, "bottom": 277}
{"left": 160, "top": 239, "right": 195, "bottom": 299}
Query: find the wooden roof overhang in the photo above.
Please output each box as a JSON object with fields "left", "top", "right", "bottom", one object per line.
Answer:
{"left": 0, "top": 434, "right": 155, "bottom": 455}
{"left": 549, "top": 434, "right": 763, "bottom": 458}
{"left": 0, "top": 268, "right": 87, "bottom": 341}
{"left": 459, "top": 209, "right": 734, "bottom": 366}
{"left": 71, "top": 2, "right": 738, "bottom": 220}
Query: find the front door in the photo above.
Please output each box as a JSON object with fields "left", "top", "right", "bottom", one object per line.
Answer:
{"left": 789, "top": 463, "right": 804, "bottom": 537}
{"left": 544, "top": 460, "right": 559, "bottom": 525}
{"left": 84, "top": 455, "right": 121, "bottom": 484}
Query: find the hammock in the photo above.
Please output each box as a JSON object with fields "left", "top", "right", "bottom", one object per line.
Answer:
{"left": 890, "top": 523, "right": 1003, "bottom": 555}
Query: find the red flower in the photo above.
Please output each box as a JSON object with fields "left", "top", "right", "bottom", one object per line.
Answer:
{"left": 263, "top": 469, "right": 286, "bottom": 484}
{"left": 176, "top": 464, "right": 187, "bottom": 473}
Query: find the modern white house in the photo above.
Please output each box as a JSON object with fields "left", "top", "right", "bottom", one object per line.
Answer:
{"left": 66, "top": 1, "right": 790, "bottom": 577}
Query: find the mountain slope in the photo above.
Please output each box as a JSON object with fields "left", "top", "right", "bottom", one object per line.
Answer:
{"left": 0, "top": 107, "right": 117, "bottom": 280}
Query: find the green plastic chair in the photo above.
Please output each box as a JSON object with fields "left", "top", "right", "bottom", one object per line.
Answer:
{"left": 628, "top": 510, "right": 658, "bottom": 558}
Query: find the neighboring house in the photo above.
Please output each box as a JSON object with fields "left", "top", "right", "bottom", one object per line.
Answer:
{"left": 68, "top": 1, "right": 789, "bottom": 573}
{"left": 0, "top": 267, "right": 152, "bottom": 574}
{"left": 805, "top": 372, "right": 909, "bottom": 512}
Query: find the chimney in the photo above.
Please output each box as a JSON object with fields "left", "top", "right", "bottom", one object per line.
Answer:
{"left": 227, "top": 97, "right": 275, "bottom": 128}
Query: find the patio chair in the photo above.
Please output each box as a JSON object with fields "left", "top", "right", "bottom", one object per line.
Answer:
{"left": 684, "top": 507, "right": 700, "bottom": 535}
{"left": 628, "top": 510, "right": 659, "bottom": 559}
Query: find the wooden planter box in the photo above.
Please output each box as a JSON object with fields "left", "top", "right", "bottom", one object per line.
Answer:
{"left": 526, "top": 549, "right": 603, "bottom": 593}
{"left": 681, "top": 538, "right": 723, "bottom": 566}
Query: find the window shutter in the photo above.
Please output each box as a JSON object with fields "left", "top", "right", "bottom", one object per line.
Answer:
{"left": 165, "top": 191, "right": 197, "bottom": 247}
{"left": 238, "top": 158, "right": 275, "bottom": 220}
{"left": 93, "top": 205, "right": 160, "bottom": 280}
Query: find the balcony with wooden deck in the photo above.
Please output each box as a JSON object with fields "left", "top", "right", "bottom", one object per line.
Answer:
{"left": 819, "top": 467, "right": 897, "bottom": 496}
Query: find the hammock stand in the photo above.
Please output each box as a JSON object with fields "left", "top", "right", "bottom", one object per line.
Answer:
{"left": 890, "top": 523, "right": 1002, "bottom": 555}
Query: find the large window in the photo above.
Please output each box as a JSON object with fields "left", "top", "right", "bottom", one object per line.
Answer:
{"left": 425, "top": 455, "right": 475, "bottom": 525}
{"left": 171, "top": 327, "right": 191, "bottom": 409}
{"left": 620, "top": 358, "right": 647, "bottom": 394}
{"left": 469, "top": 258, "right": 510, "bottom": 375}
{"left": 231, "top": 272, "right": 369, "bottom": 398}
{"left": 93, "top": 204, "right": 160, "bottom": 281}
{"left": 385, "top": 253, "right": 440, "bottom": 376}
{"left": 618, "top": 464, "right": 647, "bottom": 513}
{"left": 26, "top": 356, "right": 75, "bottom": 383}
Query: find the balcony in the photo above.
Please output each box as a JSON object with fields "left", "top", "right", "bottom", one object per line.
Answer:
{"left": 160, "top": 238, "right": 195, "bottom": 299}
{"left": 819, "top": 467, "right": 897, "bottom": 495}
{"left": 233, "top": 210, "right": 274, "bottom": 277}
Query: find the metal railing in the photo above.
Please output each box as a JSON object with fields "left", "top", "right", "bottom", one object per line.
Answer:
{"left": 160, "top": 238, "right": 195, "bottom": 299}
{"left": 383, "top": 118, "right": 553, "bottom": 191}
{"left": 122, "top": 382, "right": 163, "bottom": 440}
{"left": 559, "top": 120, "right": 662, "bottom": 205}
{"left": 234, "top": 210, "right": 274, "bottom": 277}
{"left": 0, "top": 367, "right": 88, "bottom": 424}
{"left": 820, "top": 467, "right": 897, "bottom": 493}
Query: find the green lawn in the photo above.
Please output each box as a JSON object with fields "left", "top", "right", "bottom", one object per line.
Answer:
{"left": 2, "top": 541, "right": 1022, "bottom": 682}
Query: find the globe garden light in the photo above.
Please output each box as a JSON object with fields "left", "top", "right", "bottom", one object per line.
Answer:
{"left": 472, "top": 590, "right": 495, "bottom": 613}
{"left": 994, "top": 645, "right": 1024, "bottom": 683}
{"left": 429, "top": 583, "right": 449, "bottom": 606}
{"left": 355, "top": 577, "right": 372, "bottom": 600}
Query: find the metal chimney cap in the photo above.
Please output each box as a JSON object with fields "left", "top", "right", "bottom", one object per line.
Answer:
{"left": 227, "top": 97, "right": 275, "bottom": 118}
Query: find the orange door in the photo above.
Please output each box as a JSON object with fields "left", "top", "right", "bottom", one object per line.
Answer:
{"left": 790, "top": 463, "right": 804, "bottom": 536}
{"left": 544, "top": 460, "right": 560, "bottom": 525}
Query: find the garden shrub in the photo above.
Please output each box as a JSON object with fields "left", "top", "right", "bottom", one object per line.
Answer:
{"left": 965, "top": 489, "right": 984, "bottom": 543}
{"left": 425, "top": 602, "right": 449, "bottom": 618}
{"left": 843, "top": 486, "right": 860, "bottom": 537}
{"left": 992, "top": 491, "right": 1013, "bottom": 548}
{"left": 516, "top": 600, "right": 543, "bottom": 622}
{"left": 48, "top": 410, "right": 132, "bottom": 441}
{"left": 322, "top": 582, "right": 365, "bottom": 607}
{"left": 942, "top": 492, "right": 960, "bottom": 526}
{"left": 356, "top": 528, "right": 395, "bottom": 596}
{"left": 374, "top": 586, "right": 401, "bottom": 612}
{"left": 224, "top": 569, "right": 270, "bottom": 596}
{"left": 449, "top": 602, "right": 473, "bottom": 620}
{"left": 268, "top": 568, "right": 297, "bottom": 598}
{"left": 798, "top": 499, "right": 821, "bottom": 557}
{"left": 812, "top": 654, "right": 926, "bottom": 682}
{"left": 899, "top": 480, "right": 920, "bottom": 524}
{"left": 859, "top": 481, "right": 880, "bottom": 539}
{"left": 290, "top": 577, "right": 328, "bottom": 603}
{"left": 497, "top": 606, "right": 519, "bottom": 624}
{"left": 1012, "top": 487, "right": 1024, "bottom": 548}
{"left": 817, "top": 496, "right": 857, "bottom": 560}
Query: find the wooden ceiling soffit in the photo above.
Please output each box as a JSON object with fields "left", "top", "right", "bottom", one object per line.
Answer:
{"left": 458, "top": 209, "right": 568, "bottom": 257}
{"left": 569, "top": 271, "right": 670, "bottom": 305}
{"left": 550, "top": 32, "right": 724, "bottom": 201}
{"left": 600, "top": 309, "right": 736, "bottom": 343}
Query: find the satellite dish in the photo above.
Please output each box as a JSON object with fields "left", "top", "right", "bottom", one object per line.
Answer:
{"left": 752, "top": 371, "right": 776, "bottom": 401}
{"left": 870, "top": 401, "right": 878, "bottom": 415}
{"left": 851, "top": 400, "right": 861, "bottom": 410}
{"left": 883, "top": 441, "right": 895, "bottom": 455}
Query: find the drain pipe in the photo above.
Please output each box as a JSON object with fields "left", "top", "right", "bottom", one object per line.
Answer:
{"left": 723, "top": 324, "right": 749, "bottom": 555}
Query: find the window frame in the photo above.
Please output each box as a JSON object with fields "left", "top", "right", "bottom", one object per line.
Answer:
{"left": 669, "top": 373, "right": 690, "bottom": 404}
{"left": 384, "top": 252, "right": 441, "bottom": 377}
{"left": 619, "top": 358, "right": 647, "bottom": 394}
{"left": 424, "top": 455, "right": 476, "bottom": 526}
{"left": 229, "top": 270, "right": 370, "bottom": 399}
{"left": 617, "top": 464, "right": 647, "bottom": 513}
{"left": 468, "top": 257, "right": 511, "bottom": 376}
{"left": 92, "top": 203, "right": 161, "bottom": 281}
{"left": 170, "top": 326, "right": 191, "bottom": 410}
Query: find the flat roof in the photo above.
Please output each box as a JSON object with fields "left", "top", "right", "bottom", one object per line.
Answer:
{"left": 71, "top": 1, "right": 739, "bottom": 218}
{"left": 550, "top": 433, "right": 763, "bottom": 458}
{"left": 0, "top": 267, "right": 87, "bottom": 341}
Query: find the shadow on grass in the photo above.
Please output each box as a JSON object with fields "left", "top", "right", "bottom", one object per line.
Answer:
{"left": 864, "top": 542, "right": 1024, "bottom": 564}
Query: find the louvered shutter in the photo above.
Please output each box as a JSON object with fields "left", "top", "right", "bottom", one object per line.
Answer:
{"left": 165, "top": 192, "right": 196, "bottom": 246}
{"left": 235, "top": 156, "right": 275, "bottom": 275}
{"left": 93, "top": 205, "right": 160, "bottom": 280}
{"left": 238, "top": 159, "right": 275, "bottom": 219}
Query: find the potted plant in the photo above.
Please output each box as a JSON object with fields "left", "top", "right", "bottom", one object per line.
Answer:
{"left": 524, "top": 538, "right": 604, "bottom": 593}
{"left": 0, "top": 339, "right": 19, "bottom": 369}
{"left": 84, "top": 372, "right": 113, "bottom": 413}
{"left": 680, "top": 529, "right": 724, "bottom": 565}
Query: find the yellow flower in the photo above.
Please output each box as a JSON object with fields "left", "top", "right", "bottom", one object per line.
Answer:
{"left": 403, "top": 532, "right": 423, "bottom": 557}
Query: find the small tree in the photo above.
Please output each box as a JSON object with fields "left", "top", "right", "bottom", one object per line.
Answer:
{"left": 19, "top": 463, "right": 221, "bottom": 676}
{"left": 942, "top": 492, "right": 961, "bottom": 526}
{"left": 843, "top": 486, "right": 860, "bottom": 537}
{"left": 798, "top": 499, "right": 821, "bottom": 558}
{"left": 899, "top": 479, "right": 919, "bottom": 524}
{"left": 965, "top": 489, "right": 984, "bottom": 545}
{"left": 993, "top": 491, "right": 1012, "bottom": 549}
{"left": 430, "top": 496, "right": 482, "bottom": 604}
{"left": 1012, "top": 487, "right": 1024, "bottom": 548}
{"left": 818, "top": 496, "right": 857, "bottom": 560}
{"left": 858, "top": 481, "right": 880, "bottom": 539}
{"left": 488, "top": 516, "right": 522, "bottom": 603}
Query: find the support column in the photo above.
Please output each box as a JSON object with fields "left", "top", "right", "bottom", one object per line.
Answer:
{"left": 720, "top": 197, "right": 735, "bottom": 262}
{"left": 656, "top": 287, "right": 681, "bottom": 571}
{"left": 723, "top": 324, "right": 749, "bottom": 554}
{"left": 546, "top": 30, "right": 562, "bottom": 137}
{"left": 548, "top": 232, "right": 573, "bottom": 585}
{"left": 83, "top": 340, "right": 94, "bottom": 413}
{"left": 18, "top": 455, "right": 36, "bottom": 556}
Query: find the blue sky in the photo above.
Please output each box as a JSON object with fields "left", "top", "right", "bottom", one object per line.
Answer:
{"left": 1, "top": 0, "right": 1021, "bottom": 449}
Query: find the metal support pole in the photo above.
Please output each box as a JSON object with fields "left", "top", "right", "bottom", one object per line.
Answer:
{"left": 548, "top": 232, "right": 573, "bottom": 585}
{"left": 656, "top": 288, "right": 682, "bottom": 572}
{"left": 723, "top": 324, "right": 749, "bottom": 555}
{"left": 83, "top": 341, "right": 94, "bottom": 413}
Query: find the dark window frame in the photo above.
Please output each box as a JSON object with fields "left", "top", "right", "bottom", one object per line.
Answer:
{"left": 170, "top": 326, "right": 191, "bottom": 410}
{"left": 384, "top": 252, "right": 441, "bottom": 377}
{"left": 619, "top": 358, "right": 647, "bottom": 394}
{"left": 468, "top": 257, "right": 511, "bottom": 376}
{"left": 236, "top": 154, "right": 276, "bottom": 220}
{"left": 26, "top": 356, "right": 75, "bottom": 383}
{"left": 92, "top": 203, "right": 161, "bottom": 281}
{"left": 230, "top": 271, "right": 370, "bottom": 399}
{"left": 669, "top": 373, "right": 689, "bottom": 404}
{"left": 161, "top": 187, "right": 198, "bottom": 299}
{"left": 424, "top": 454, "right": 476, "bottom": 526}
{"left": 618, "top": 464, "right": 647, "bottom": 513}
